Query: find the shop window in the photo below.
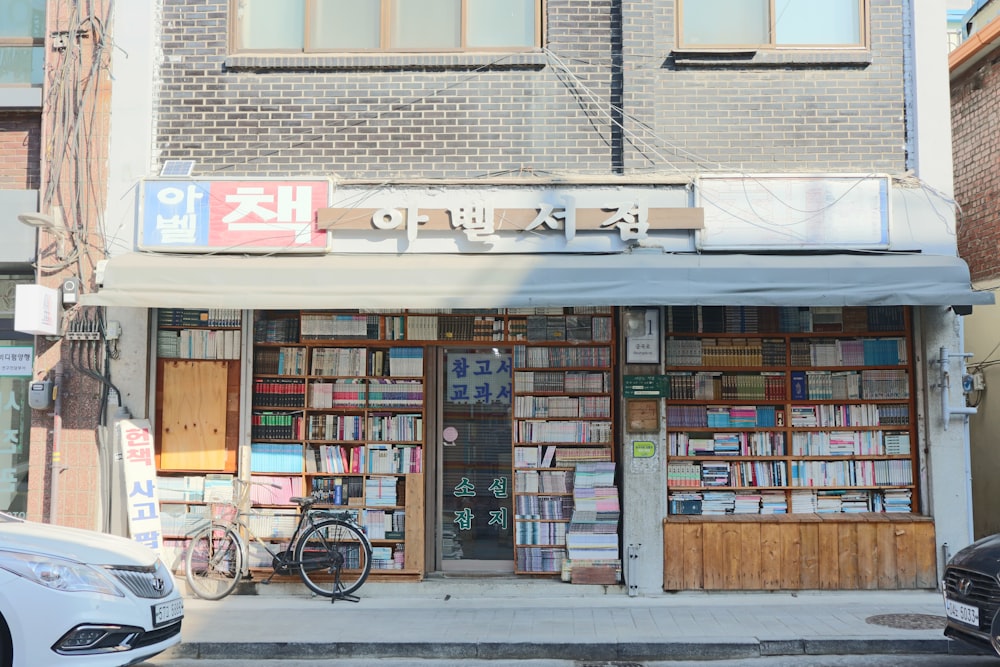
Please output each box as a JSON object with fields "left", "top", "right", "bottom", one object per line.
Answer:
{"left": 0, "top": 0, "right": 46, "bottom": 85}
{"left": 678, "top": 0, "right": 865, "bottom": 49}
{"left": 233, "top": 0, "right": 541, "bottom": 53}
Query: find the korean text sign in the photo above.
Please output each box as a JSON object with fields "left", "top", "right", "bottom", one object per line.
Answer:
{"left": 141, "top": 180, "right": 329, "bottom": 251}
{"left": 117, "top": 419, "right": 164, "bottom": 554}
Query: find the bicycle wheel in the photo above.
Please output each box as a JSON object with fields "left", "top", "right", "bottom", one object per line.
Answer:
{"left": 185, "top": 523, "right": 244, "bottom": 600}
{"left": 295, "top": 519, "right": 372, "bottom": 597}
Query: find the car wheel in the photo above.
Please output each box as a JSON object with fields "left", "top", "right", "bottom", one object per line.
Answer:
{"left": 0, "top": 611, "right": 11, "bottom": 667}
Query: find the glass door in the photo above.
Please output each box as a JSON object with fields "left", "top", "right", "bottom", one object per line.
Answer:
{"left": 439, "top": 348, "right": 513, "bottom": 572}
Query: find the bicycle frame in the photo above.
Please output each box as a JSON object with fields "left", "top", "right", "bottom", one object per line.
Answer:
{"left": 229, "top": 506, "right": 364, "bottom": 580}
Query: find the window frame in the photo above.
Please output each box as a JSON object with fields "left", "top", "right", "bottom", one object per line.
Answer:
{"left": 0, "top": 0, "right": 45, "bottom": 88}
{"left": 676, "top": 0, "right": 869, "bottom": 51}
{"left": 230, "top": 0, "right": 544, "bottom": 55}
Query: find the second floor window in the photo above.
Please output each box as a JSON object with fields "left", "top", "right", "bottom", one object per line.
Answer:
{"left": 679, "top": 0, "right": 865, "bottom": 49}
{"left": 234, "top": 0, "right": 541, "bottom": 53}
{"left": 0, "top": 0, "right": 45, "bottom": 85}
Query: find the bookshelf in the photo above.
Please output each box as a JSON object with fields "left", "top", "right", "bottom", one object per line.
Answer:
{"left": 663, "top": 305, "right": 917, "bottom": 518}
{"left": 154, "top": 308, "right": 244, "bottom": 572}
{"left": 510, "top": 308, "right": 617, "bottom": 576}
{"left": 251, "top": 311, "right": 426, "bottom": 577}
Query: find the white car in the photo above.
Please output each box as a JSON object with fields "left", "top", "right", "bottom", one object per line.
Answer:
{"left": 0, "top": 513, "right": 183, "bottom": 666}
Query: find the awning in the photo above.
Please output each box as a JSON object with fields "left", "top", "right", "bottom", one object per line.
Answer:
{"left": 81, "top": 251, "right": 994, "bottom": 310}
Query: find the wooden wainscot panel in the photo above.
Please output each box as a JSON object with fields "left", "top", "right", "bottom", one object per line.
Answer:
{"left": 759, "top": 517, "right": 783, "bottom": 590}
{"left": 739, "top": 522, "right": 763, "bottom": 589}
{"left": 663, "top": 517, "right": 687, "bottom": 590}
{"left": 404, "top": 473, "right": 425, "bottom": 575}
{"left": 663, "top": 515, "right": 936, "bottom": 591}
{"left": 912, "top": 518, "right": 938, "bottom": 588}
{"left": 682, "top": 520, "right": 705, "bottom": 589}
{"left": 855, "top": 514, "right": 884, "bottom": 590}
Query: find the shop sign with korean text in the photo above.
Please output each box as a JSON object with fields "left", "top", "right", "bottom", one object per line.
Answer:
{"left": 140, "top": 179, "right": 330, "bottom": 252}
{"left": 317, "top": 185, "right": 701, "bottom": 253}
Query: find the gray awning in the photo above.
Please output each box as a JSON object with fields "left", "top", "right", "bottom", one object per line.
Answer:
{"left": 80, "top": 251, "right": 994, "bottom": 310}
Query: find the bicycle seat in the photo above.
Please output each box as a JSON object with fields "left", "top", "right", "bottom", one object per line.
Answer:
{"left": 290, "top": 496, "right": 315, "bottom": 507}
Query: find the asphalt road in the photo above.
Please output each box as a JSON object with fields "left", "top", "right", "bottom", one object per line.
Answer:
{"left": 142, "top": 653, "right": 1000, "bottom": 666}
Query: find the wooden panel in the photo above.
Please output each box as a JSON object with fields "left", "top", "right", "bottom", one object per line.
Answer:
{"left": 158, "top": 360, "right": 230, "bottom": 471}
{"left": 760, "top": 518, "right": 782, "bottom": 590}
{"left": 876, "top": 520, "right": 898, "bottom": 588}
{"left": 817, "top": 521, "right": 840, "bottom": 590}
{"left": 739, "top": 523, "right": 763, "bottom": 589}
{"left": 702, "top": 522, "right": 726, "bottom": 589}
{"left": 779, "top": 521, "right": 803, "bottom": 589}
{"left": 856, "top": 518, "right": 880, "bottom": 590}
{"left": 681, "top": 522, "right": 704, "bottom": 590}
{"left": 912, "top": 520, "right": 938, "bottom": 588}
{"left": 721, "top": 521, "right": 743, "bottom": 589}
{"left": 892, "top": 516, "right": 918, "bottom": 588}
{"left": 662, "top": 516, "right": 935, "bottom": 591}
{"left": 404, "top": 474, "right": 425, "bottom": 574}
{"left": 663, "top": 520, "right": 686, "bottom": 590}
{"left": 837, "top": 520, "right": 859, "bottom": 590}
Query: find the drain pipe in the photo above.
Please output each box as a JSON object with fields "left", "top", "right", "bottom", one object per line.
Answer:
{"left": 48, "top": 363, "right": 65, "bottom": 523}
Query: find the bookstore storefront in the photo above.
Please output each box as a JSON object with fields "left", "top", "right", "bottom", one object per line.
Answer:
{"left": 84, "top": 180, "right": 994, "bottom": 593}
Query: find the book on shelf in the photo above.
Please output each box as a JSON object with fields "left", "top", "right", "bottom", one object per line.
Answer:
{"left": 157, "top": 475, "right": 205, "bottom": 502}
{"left": 249, "top": 475, "right": 303, "bottom": 505}
{"left": 250, "top": 442, "right": 304, "bottom": 473}
{"left": 203, "top": 474, "right": 234, "bottom": 503}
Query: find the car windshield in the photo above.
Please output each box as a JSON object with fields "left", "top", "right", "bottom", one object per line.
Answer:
{"left": 0, "top": 512, "right": 24, "bottom": 524}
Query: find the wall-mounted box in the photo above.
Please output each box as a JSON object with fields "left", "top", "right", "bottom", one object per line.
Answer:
{"left": 14, "top": 285, "right": 60, "bottom": 336}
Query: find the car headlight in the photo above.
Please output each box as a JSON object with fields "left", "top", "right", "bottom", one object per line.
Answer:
{"left": 0, "top": 550, "right": 124, "bottom": 596}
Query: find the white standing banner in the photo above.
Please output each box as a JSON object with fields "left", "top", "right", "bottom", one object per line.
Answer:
{"left": 118, "top": 419, "right": 164, "bottom": 555}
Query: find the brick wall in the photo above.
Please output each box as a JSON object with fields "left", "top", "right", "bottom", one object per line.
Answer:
{"left": 952, "top": 49, "right": 1000, "bottom": 282}
{"left": 0, "top": 113, "right": 41, "bottom": 189}
{"left": 157, "top": 0, "right": 908, "bottom": 180}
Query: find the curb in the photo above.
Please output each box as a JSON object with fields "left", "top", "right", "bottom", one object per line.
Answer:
{"left": 162, "top": 637, "right": 959, "bottom": 662}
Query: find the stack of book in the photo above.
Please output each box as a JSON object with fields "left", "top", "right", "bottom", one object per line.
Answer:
{"left": 760, "top": 491, "right": 787, "bottom": 513}
{"left": 565, "top": 462, "right": 620, "bottom": 584}
{"left": 790, "top": 490, "right": 818, "bottom": 513}
{"left": 668, "top": 492, "right": 703, "bottom": 515}
{"left": 701, "top": 491, "right": 735, "bottom": 514}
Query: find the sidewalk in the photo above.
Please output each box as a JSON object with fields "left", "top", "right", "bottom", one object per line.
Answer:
{"left": 157, "top": 578, "right": 979, "bottom": 662}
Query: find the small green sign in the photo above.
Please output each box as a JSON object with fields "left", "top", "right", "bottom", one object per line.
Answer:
{"left": 623, "top": 375, "right": 668, "bottom": 398}
{"left": 633, "top": 440, "right": 655, "bottom": 458}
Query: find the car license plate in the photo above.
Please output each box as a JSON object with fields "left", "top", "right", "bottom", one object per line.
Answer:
{"left": 153, "top": 598, "right": 184, "bottom": 627}
{"left": 945, "top": 596, "right": 980, "bottom": 627}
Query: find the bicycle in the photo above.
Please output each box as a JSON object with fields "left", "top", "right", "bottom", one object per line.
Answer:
{"left": 184, "top": 479, "right": 372, "bottom": 603}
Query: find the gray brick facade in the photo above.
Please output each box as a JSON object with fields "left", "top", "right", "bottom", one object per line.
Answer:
{"left": 156, "top": 0, "right": 907, "bottom": 180}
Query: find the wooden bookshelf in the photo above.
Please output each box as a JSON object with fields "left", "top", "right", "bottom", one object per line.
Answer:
{"left": 154, "top": 308, "right": 244, "bottom": 573}
{"left": 251, "top": 310, "right": 426, "bottom": 578}
{"left": 509, "top": 308, "right": 618, "bottom": 575}
{"left": 663, "top": 306, "right": 918, "bottom": 517}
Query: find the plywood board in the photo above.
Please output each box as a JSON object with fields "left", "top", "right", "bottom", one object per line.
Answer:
{"left": 159, "top": 360, "right": 229, "bottom": 470}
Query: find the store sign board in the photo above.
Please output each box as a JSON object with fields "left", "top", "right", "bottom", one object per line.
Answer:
{"left": 697, "top": 174, "right": 890, "bottom": 249}
{"left": 140, "top": 180, "right": 330, "bottom": 252}
{"left": 318, "top": 205, "right": 702, "bottom": 243}
{"left": 445, "top": 352, "right": 512, "bottom": 405}
{"left": 0, "top": 347, "right": 32, "bottom": 377}
{"left": 623, "top": 375, "right": 668, "bottom": 398}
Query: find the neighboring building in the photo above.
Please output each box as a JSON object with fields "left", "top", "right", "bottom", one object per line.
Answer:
{"left": 950, "top": 1, "right": 1000, "bottom": 539}
{"left": 13, "top": 0, "right": 991, "bottom": 595}
{"left": 948, "top": 1, "right": 975, "bottom": 49}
